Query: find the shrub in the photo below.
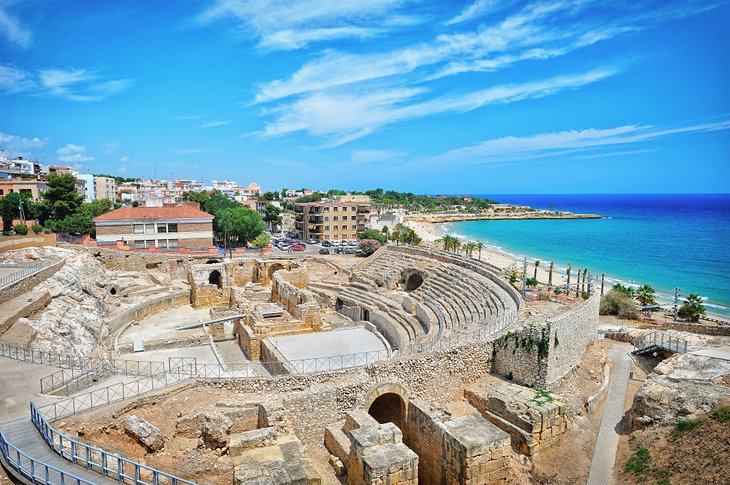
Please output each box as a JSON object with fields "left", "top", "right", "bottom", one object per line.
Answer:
{"left": 526, "top": 277, "right": 538, "bottom": 287}
{"left": 32, "top": 224, "right": 43, "bottom": 234}
{"left": 600, "top": 289, "right": 639, "bottom": 319}
{"left": 581, "top": 291, "right": 590, "bottom": 300}
{"left": 358, "top": 239, "right": 382, "bottom": 255}
{"left": 624, "top": 446, "right": 650, "bottom": 475}
{"left": 13, "top": 224, "right": 28, "bottom": 235}
{"left": 2, "top": 230, "right": 11, "bottom": 236}
{"left": 672, "top": 418, "right": 703, "bottom": 436}
{"left": 712, "top": 404, "right": 730, "bottom": 423}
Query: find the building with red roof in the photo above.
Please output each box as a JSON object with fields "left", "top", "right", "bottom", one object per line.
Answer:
{"left": 93, "top": 203, "right": 214, "bottom": 250}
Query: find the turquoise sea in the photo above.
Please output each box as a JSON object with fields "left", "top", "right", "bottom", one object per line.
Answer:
{"left": 440, "top": 194, "right": 730, "bottom": 318}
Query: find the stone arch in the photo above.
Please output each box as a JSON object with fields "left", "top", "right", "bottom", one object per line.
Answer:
{"left": 208, "top": 269, "right": 223, "bottom": 289}
{"left": 402, "top": 270, "right": 424, "bottom": 292}
{"left": 267, "top": 263, "right": 285, "bottom": 281}
{"left": 206, "top": 259, "right": 221, "bottom": 264}
{"left": 363, "top": 382, "right": 410, "bottom": 416}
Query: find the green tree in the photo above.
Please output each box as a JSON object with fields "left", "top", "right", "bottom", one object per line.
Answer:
{"left": 79, "top": 198, "right": 114, "bottom": 219}
{"left": 0, "top": 192, "right": 34, "bottom": 231}
{"left": 612, "top": 283, "right": 635, "bottom": 297}
{"left": 475, "top": 241, "right": 484, "bottom": 259}
{"left": 678, "top": 294, "right": 706, "bottom": 322}
{"left": 49, "top": 214, "right": 95, "bottom": 235}
{"left": 41, "top": 173, "right": 84, "bottom": 222}
{"left": 216, "top": 206, "right": 265, "bottom": 247}
{"left": 635, "top": 284, "right": 657, "bottom": 306}
{"left": 251, "top": 232, "right": 271, "bottom": 249}
{"left": 262, "top": 204, "right": 282, "bottom": 229}
{"left": 261, "top": 191, "right": 278, "bottom": 201}
{"left": 358, "top": 229, "right": 386, "bottom": 245}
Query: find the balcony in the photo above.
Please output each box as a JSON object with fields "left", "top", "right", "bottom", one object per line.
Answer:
{"left": 295, "top": 221, "right": 304, "bottom": 229}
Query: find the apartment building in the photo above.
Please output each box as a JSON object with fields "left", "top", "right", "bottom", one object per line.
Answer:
{"left": 295, "top": 201, "right": 370, "bottom": 242}
{"left": 0, "top": 179, "right": 49, "bottom": 200}
{"left": 94, "top": 203, "right": 214, "bottom": 249}
{"left": 94, "top": 176, "right": 117, "bottom": 201}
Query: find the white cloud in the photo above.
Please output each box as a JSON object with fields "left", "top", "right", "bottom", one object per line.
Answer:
{"left": 425, "top": 120, "right": 730, "bottom": 165}
{"left": 198, "top": 0, "right": 416, "bottom": 50}
{"left": 39, "top": 68, "right": 133, "bottom": 102}
{"left": 57, "top": 144, "right": 94, "bottom": 163}
{"left": 0, "top": 64, "right": 34, "bottom": 93}
{"left": 260, "top": 68, "right": 619, "bottom": 144}
{"left": 447, "top": 0, "right": 512, "bottom": 25}
{"left": 103, "top": 141, "right": 121, "bottom": 154}
{"left": 201, "top": 120, "right": 231, "bottom": 129}
{"left": 0, "top": 3, "right": 31, "bottom": 48}
{"left": 0, "top": 131, "right": 46, "bottom": 159}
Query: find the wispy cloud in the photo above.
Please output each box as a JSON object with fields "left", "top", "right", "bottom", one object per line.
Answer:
{"left": 198, "top": 0, "right": 417, "bottom": 50}
{"left": 424, "top": 120, "right": 730, "bottom": 166}
{"left": 447, "top": 0, "right": 513, "bottom": 25}
{"left": 0, "top": 64, "right": 132, "bottom": 101}
{"left": 0, "top": 131, "right": 47, "bottom": 156}
{"left": 103, "top": 141, "right": 121, "bottom": 154}
{"left": 0, "top": 2, "right": 31, "bottom": 48}
{"left": 200, "top": 120, "right": 230, "bottom": 129}
{"left": 57, "top": 144, "right": 94, "bottom": 163}
{"left": 260, "top": 67, "right": 620, "bottom": 144}
{"left": 39, "top": 68, "right": 133, "bottom": 102}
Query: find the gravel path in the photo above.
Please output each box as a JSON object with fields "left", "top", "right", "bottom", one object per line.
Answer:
{"left": 586, "top": 346, "right": 632, "bottom": 485}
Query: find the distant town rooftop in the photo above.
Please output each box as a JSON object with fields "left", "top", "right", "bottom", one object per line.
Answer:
{"left": 93, "top": 204, "right": 213, "bottom": 221}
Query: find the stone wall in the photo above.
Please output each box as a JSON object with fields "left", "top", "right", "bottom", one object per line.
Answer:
{"left": 492, "top": 293, "right": 599, "bottom": 388}
{"left": 0, "top": 258, "right": 64, "bottom": 305}
{"left": 108, "top": 290, "right": 190, "bottom": 337}
{"left": 210, "top": 336, "right": 495, "bottom": 446}
{"left": 0, "top": 233, "right": 57, "bottom": 253}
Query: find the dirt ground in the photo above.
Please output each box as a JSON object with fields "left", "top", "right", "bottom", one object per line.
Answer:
{"left": 528, "top": 339, "right": 613, "bottom": 484}
{"left": 614, "top": 407, "right": 730, "bottom": 485}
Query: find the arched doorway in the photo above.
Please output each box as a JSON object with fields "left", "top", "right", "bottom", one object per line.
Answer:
{"left": 208, "top": 270, "right": 222, "bottom": 289}
{"left": 405, "top": 273, "right": 423, "bottom": 292}
{"left": 367, "top": 392, "right": 406, "bottom": 431}
{"left": 267, "top": 263, "right": 285, "bottom": 282}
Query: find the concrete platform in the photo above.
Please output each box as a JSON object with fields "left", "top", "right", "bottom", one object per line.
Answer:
{"left": 691, "top": 346, "right": 730, "bottom": 361}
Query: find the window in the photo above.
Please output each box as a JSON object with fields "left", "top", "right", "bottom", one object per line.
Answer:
{"left": 145, "top": 224, "right": 154, "bottom": 234}
{"left": 157, "top": 223, "right": 167, "bottom": 233}
{"left": 324, "top": 207, "right": 330, "bottom": 212}
{"left": 351, "top": 206, "right": 356, "bottom": 211}
{"left": 351, "top": 215, "right": 356, "bottom": 221}
{"left": 324, "top": 216, "right": 329, "bottom": 221}
{"left": 333, "top": 206, "right": 338, "bottom": 212}
{"left": 342, "top": 225, "right": 348, "bottom": 230}
{"left": 324, "top": 225, "right": 330, "bottom": 230}
{"left": 333, "top": 234, "right": 339, "bottom": 239}
{"left": 133, "top": 224, "right": 144, "bottom": 234}
{"left": 333, "top": 216, "right": 339, "bottom": 221}
{"left": 334, "top": 225, "right": 339, "bottom": 230}
{"left": 341, "top": 206, "right": 348, "bottom": 212}
{"left": 168, "top": 223, "right": 178, "bottom": 233}
{"left": 0, "top": 189, "right": 4, "bottom": 195}
{"left": 351, "top": 234, "right": 357, "bottom": 239}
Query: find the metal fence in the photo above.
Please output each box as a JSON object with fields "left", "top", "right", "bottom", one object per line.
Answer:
{"left": 0, "top": 427, "right": 96, "bottom": 485}
{"left": 0, "top": 260, "right": 46, "bottom": 289}
{"left": 0, "top": 341, "right": 86, "bottom": 369}
{"left": 40, "top": 359, "right": 167, "bottom": 395}
{"left": 633, "top": 331, "right": 688, "bottom": 354}
{"left": 30, "top": 403, "right": 195, "bottom": 485}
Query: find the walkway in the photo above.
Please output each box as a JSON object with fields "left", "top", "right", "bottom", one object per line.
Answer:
{"left": 586, "top": 346, "right": 632, "bottom": 485}
{"left": 0, "top": 418, "right": 117, "bottom": 484}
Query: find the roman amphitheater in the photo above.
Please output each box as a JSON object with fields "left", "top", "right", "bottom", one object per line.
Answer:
{"left": 0, "top": 242, "right": 603, "bottom": 484}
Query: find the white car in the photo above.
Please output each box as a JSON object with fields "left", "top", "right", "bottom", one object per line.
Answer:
{"left": 339, "top": 240, "right": 348, "bottom": 246}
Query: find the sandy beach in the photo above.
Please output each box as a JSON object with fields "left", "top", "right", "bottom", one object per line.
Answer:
{"left": 406, "top": 220, "right": 567, "bottom": 286}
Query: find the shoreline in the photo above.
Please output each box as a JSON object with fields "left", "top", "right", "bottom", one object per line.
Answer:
{"left": 405, "top": 211, "right": 602, "bottom": 224}
{"left": 405, "top": 219, "right": 730, "bottom": 323}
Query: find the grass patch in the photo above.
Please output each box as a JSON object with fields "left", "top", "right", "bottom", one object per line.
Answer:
{"left": 625, "top": 446, "right": 650, "bottom": 475}
{"left": 712, "top": 404, "right": 730, "bottom": 423}
{"left": 530, "top": 389, "right": 555, "bottom": 406}
{"left": 672, "top": 418, "right": 703, "bottom": 436}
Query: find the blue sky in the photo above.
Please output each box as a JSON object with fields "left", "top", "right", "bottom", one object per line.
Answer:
{"left": 1, "top": 0, "right": 729, "bottom": 194}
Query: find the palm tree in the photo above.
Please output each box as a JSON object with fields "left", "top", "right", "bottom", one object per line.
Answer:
{"left": 453, "top": 239, "right": 462, "bottom": 254}
{"left": 678, "top": 293, "right": 706, "bottom": 322}
{"left": 475, "top": 241, "right": 484, "bottom": 260}
{"left": 548, "top": 262, "right": 554, "bottom": 287}
{"left": 566, "top": 265, "right": 572, "bottom": 285}
{"left": 636, "top": 284, "right": 657, "bottom": 306}
{"left": 533, "top": 260, "right": 540, "bottom": 279}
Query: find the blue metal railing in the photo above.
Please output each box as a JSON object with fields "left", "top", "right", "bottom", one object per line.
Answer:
{"left": 0, "top": 426, "right": 95, "bottom": 485}
{"left": 30, "top": 403, "right": 196, "bottom": 485}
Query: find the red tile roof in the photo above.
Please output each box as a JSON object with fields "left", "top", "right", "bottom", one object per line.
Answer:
{"left": 93, "top": 205, "right": 213, "bottom": 221}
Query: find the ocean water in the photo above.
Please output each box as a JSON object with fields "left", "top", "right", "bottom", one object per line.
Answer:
{"left": 441, "top": 194, "right": 730, "bottom": 318}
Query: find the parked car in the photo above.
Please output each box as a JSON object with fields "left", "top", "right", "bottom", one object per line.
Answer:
{"left": 321, "top": 241, "right": 332, "bottom": 247}
{"left": 339, "top": 240, "right": 348, "bottom": 246}
{"left": 308, "top": 239, "right": 317, "bottom": 244}
{"left": 348, "top": 240, "right": 358, "bottom": 246}
{"left": 290, "top": 244, "right": 306, "bottom": 251}
{"left": 333, "top": 247, "right": 343, "bottom": 254}
{"left": 344, "top": 246, "right": 356, "bottom": 254}
{"left": 318, "top": 248, "right": 330, "bottom": 255}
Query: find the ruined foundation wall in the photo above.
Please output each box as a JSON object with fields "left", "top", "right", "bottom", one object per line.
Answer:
{"left": 108, "top": 290, "right": 190, "bottom": 336}
{"left": 0, "top": 258, "right": 64, "bottom": 305}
